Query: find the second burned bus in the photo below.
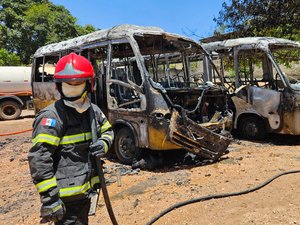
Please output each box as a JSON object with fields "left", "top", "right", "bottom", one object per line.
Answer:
{"left": 203, "top": 37, "right": 300, "bottom": 139}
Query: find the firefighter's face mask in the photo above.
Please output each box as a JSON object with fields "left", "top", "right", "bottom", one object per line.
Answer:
{"left": 62, "top": 81, "right": 86, "bottom": 98}
{"left": 62, "top": 82, "right": 90, "bottom": 113}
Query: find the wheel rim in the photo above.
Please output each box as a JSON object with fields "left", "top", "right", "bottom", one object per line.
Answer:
{"left": 117, "top": 134, "right": 135, "bottom": 161}
{"left": 3, "top": 105, "right": 17, "bottom": 116}
{"left": 244, "top": 121, "right": 259, "bottom": 137}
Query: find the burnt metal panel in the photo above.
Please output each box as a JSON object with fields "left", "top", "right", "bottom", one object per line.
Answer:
{"left": 148, "top": 109, "right": 180, "bottom": 150}
{"left": 202, "top": 37, "right": 300, "bottom": 53}
{"left": 34, "top": 24, "right": 198, "bottom": 58}
{"left": 233, "top": 86, "right": 281, "bottom": 130}
{"left": 168, "top": 110, "right": 231, "bottom": 161}
{"left": 32, "top": 82, "right": 60, "bottom": 112}
{"left": 109, "top": 111, "right": 150, "bottom": 147}
{"left": 281, "top": 110, "right": 300, "bottom": 134}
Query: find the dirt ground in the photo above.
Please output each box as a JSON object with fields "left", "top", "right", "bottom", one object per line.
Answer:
{"left": 0, "top": 110, "right": 299, "bottom": 225}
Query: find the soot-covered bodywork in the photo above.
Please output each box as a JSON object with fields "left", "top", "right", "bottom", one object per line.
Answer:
{"left": 32, "top": 24, "right": 232, "bottom": 164}
{"left": 203, "top": 37, "right": 300, "bottom": 139}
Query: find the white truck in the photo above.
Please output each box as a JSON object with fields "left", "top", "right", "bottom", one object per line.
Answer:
{"left": 0, "top": 66, "right": 34, "bottom": 120}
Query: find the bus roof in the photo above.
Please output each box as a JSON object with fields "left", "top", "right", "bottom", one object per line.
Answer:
{"left": 202, "top": 37, "right": 300, "bottom": 52}
{"left": 34, "top": 24, "right": 195, "bottom": 57}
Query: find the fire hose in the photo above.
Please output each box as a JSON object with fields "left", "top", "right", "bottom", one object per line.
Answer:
{"left": 0, "top": 128, "right": 32, "bottom": 136}
{"left": 146, "top": 169, "right": 300, "bottom": 225}
{"left": 88, "top": 99, "right": 119, "bottom": 225}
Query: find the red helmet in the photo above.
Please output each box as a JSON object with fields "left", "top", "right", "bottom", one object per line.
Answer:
{"left": 54, "top": 52, "right": 94, "bottom": 83}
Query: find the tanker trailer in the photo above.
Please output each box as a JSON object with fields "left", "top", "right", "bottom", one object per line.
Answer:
{"left": 0, "top": 66, "right": 34, "bottom": 120}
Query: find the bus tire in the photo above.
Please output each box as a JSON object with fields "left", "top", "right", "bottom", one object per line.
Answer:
{"left": 238, "top": 115, "right": 266, "bottom": 140}
{"left": 0, "top": 101, "right": 22, "bottom": 120}
{"left": 114, "top": 127, "right": 141, "bottom": 165}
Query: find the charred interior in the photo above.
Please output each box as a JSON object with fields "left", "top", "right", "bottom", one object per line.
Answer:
{"left": 165, "top": 87, "right": 227, "bottom": 123}
{"left": 134, "top": 34, "right": 230, "bottom": 129}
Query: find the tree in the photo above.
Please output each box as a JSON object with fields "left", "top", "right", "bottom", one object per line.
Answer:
{"left": 76, "top": 24, "right": 97, "bottom": 36}
{"left": 0, "top": 48, "right": 21, "bottom": 66}
{"left": 214, "top": 0, "right": 300, "bottom": 40}
{"left": 21, "top": 3, "right": 78, "bottom": 64}
{"left": 0, "top": 0, "right": 96, "bottom": 65}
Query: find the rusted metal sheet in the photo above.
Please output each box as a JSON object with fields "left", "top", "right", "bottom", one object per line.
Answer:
{"left": 281, "top": 110, "right": 300, "bottom": 134}
{"left": 168, "top": 110, "right": 231, "bottom": 161}
{"left": 32, "top": 82, "right": 60, "bottom": 112}
{"left": 108, "top": 111, "right": 150, "bottom": 147}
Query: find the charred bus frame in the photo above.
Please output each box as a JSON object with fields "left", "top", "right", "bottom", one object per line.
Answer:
{"left": 32, "top": 24, "right": 232, "bottom": 164}
{"left": 203, "top": 37, "right": 300, "bottom": 139}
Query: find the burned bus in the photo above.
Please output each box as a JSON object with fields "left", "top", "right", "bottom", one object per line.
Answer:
{"left": 32, "top": 24, "right": 232, "bottom": 164}
{"left": 203, "top": 37, "right": 300, "bottom": 139}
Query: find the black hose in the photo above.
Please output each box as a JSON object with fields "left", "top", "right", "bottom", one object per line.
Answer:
{"left": 146, "top": 169, "right": 300, "bottom": 225}
{"left": 88, "top": 99, "right": 119, "bottom": 225}
{"left": 95, "top": 155, "right": 119, "bottom": 225}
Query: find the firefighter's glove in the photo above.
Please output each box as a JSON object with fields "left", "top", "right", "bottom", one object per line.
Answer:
{"left": 90, "top": 140, "right": 106, "bottom": 157}
{"left": 40, "top": 198, "right": 65, "bottom": 222}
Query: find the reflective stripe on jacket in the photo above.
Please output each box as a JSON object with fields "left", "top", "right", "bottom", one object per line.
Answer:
{"left": 28, "top": 99, "right": 114, "bottom": 202}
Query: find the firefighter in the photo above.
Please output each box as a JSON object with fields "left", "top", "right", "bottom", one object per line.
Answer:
{"left": 28, "top": 52, "right": 114, "bottom": 224}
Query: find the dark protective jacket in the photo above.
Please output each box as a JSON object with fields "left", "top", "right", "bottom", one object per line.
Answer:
{"left": 28, "top": 99, "right": 114, "bottom": 203}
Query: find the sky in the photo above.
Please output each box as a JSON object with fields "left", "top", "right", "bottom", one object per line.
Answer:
{"left": 50, "top": 0, "right": 229, "bottom": 41}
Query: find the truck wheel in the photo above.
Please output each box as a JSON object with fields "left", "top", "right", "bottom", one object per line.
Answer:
{"left": 238, "top": 115, "right": 266, "bottom": 140}
{"left": 0, "top": 101, "right": 22, "bottom": 120}
{"left": 114, "top": 127, "right": 141, "bottom": 165}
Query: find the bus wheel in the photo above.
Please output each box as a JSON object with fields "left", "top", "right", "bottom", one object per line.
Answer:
{"left": 0, "top": 101, "right": 22, "bottom": 120}
{"left": 238, "top": 115, "right": 266, "bottom": 140}
{"left": 114, "top": 127, "right": 141, "bottom": 165}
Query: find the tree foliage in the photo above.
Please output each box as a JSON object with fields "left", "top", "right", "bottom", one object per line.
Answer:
{"left": 0, "top": 0, "right": 96, "bottom": 65}
{"left": 0, "top": 48, "right": 21, "bottom": 66}
{"left": 214, "top": 0, "right": 300, "bottom": 41}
